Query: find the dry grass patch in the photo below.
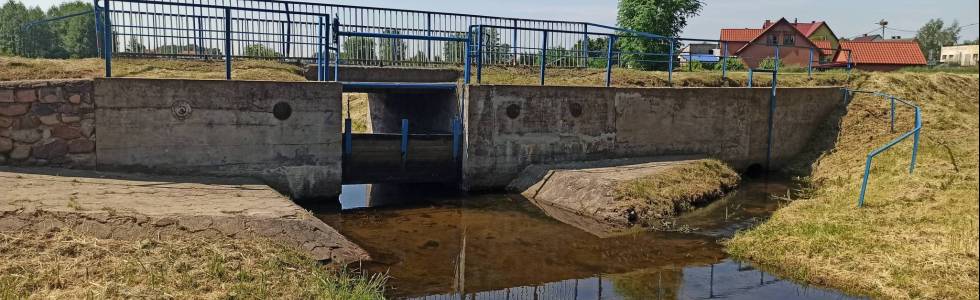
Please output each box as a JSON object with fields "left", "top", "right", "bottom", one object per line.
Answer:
{"left": 0, "top": 230, "right": 385, "bottom": 299}
{"left": 0, "top": 57, "right": 305, "bottom": 81}
{"left": 726, "top": 72, "right": 979, "bottom": 299}
{"left": 614, "top": 159, "right": 740, "bottom": 225}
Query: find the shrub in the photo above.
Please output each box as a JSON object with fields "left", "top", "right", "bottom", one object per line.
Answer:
{"left": 714, "top": 57, "right": 746, "bottom": 71}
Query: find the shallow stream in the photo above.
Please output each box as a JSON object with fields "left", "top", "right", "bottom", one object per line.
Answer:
{"left": 313, "top": 178, "right": 860, "bottom": 300}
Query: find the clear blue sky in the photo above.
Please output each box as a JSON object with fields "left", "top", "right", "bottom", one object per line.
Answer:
{"left": 27, "top": 0, "right": 980, "bottom": 42}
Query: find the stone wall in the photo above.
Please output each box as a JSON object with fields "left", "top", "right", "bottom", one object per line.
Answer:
{"left": 93, "top": 78, "right": 343, "bottom": 199}
{"left": 0, "top": 80, "right": 96, "bottom": 168}
{"left": 462, "top": 85, "right": 844, "bottom": 190}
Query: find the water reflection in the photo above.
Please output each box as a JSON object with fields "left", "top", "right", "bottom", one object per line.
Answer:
{"left": 317, "top": 179, "right": 860, "bottom": 300}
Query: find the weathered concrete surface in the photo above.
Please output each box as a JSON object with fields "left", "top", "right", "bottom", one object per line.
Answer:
{"left": 508, "top": 156, "right": 739, "bottom": 232}
{"left": 464, "top": 85, "right": 843, "bottom": 190}
{"left": 0, "top": 167, "right": 368, "bottom": 264}
{"left": 305, "top": 65, "right": 461, "bottom": 83}
{"left": 94, "top": 78, "right": 343, "bottom": 198}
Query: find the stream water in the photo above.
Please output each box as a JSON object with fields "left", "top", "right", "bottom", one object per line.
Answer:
{"left": 313, "top": 178, "right": 862, "bottom": 300}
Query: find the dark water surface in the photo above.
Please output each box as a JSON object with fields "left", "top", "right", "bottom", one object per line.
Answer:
{"left": 314, "top": 179, "right": 861, "bottom": 300}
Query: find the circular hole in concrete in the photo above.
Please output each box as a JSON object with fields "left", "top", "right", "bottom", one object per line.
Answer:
{"left": 568, "top": 102, "right": 583, "bottom": 118}
{"left": 505, "top": 104, "right": 521, "bottom": 119}
{"left": 273, "top": 102, "right": 292, "bottom": 121}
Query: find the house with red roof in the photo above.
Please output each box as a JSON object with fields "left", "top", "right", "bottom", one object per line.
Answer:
{"left": 720, "top": 18, "right": 926, "bottom": 71}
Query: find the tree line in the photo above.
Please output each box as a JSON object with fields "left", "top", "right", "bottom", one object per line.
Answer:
{"left": 0, "top": 0, "right": 98, "bottom": 58}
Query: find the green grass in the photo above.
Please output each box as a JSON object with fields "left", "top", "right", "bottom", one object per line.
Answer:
{"left": 726, "top": 72, "right": 979, "bottom": 299}
{"left": 899, "top": 65, "right": 979, "bottom": 74}
{"left": 614, "top": 159, "right": 740, "bottom": 227}
{"left": 0, "top": 230, "right": 386, "bottom": 299}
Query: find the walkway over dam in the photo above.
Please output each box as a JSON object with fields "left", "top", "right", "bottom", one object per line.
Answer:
{"left": 2, "top": 76, "right": 845, "bottom": 198}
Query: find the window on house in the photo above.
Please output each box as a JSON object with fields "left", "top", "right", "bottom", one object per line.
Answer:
{"left": 766, "top": 34, "right": 778, "bottom": 45}
{"left": 783, "top": 35, "right": 795, "bottom": 45}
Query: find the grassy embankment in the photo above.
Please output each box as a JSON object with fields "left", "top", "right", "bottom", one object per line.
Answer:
{"left": 0, "top": 231, "right": 385, "bottom": 298}
{"left": 2, "top": 57, "right": 977, "bottom": 298}
{"left": 726, "top": 72, "right": 979, "bottom": 299}
{"left": 614, "top": 159, "right": 740, "bottom": 227}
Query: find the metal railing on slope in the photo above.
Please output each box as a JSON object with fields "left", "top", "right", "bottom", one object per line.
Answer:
{"left": 846, "top": 89, "right": 922, "bottom": 207}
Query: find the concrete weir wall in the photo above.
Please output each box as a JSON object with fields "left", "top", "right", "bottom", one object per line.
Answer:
{"left": 463, "top": 85, "right": 844, "bottom": 190}
{"left": 94, "top": 78, "right": 343, "bottom": 198}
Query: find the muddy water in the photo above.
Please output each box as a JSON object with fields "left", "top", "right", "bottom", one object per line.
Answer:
{"left": 315, "top": 179, "right": 861, "bottom": 300}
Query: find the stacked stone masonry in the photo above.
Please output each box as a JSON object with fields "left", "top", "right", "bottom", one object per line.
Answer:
{"left": 0, "top": 80, "right": 96, "bottom": 168}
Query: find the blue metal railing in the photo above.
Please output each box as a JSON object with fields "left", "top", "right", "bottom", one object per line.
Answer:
{"left": 848, "top": 89, "right": 922, "bottom": 207}
{"left": 98, "top": 0, "right": 335, "bottom": 80}
{"left": 80, "top": 0, "right": 858, "bottom": 84}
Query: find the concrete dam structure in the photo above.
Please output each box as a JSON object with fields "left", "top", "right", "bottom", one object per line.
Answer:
{"left": 1, "top": 77, "right": 845, "bottom": 198}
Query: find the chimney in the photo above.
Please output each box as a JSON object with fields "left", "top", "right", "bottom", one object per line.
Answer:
{"left": 794, "top": 18, "right": 798, "bottom": 23}
{"left": 764, "top": 19, "right": 771, "bottom": 28}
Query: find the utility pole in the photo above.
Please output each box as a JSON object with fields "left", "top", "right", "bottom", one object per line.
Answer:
{"left": 878, "top": 19, "right": 889, "bottom": 37}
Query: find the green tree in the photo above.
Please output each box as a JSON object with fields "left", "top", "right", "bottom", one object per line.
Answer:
{"left": 442, "top": 33, "right": 466, "bottom": 64}
{"left": 341, "top": 36, "right": 376, "bottom": 65}
{"left": 243, "top": 44, "right": 281, "bottom": 58}
{"left": 0, "top": 0, "right": 30, "bottom": 55}
{"left": 616, "top": 0, "right": 703, "bottom": 70}
{"left": 47, "top": 1, "right": 97, "bottom": 58}
{"left": 0, "top": 0, "right": 56, "bottom": 57}
{"left": 571, "top": 36, "right": 619, "bottom": 68}
{"left": 379, "top": 29, "right": 405, "bottom": 64}
{"left": 125, "top": 37, "right": 145, "bottom": 53}
{"left": 915, "top": 19, "right": 961, "bottom": 62}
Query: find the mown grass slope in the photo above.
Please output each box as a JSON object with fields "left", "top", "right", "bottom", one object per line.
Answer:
{"left": 726, "top": 72, "right": 979, "bottom": 299}
{"left": 0, "top": 231, "right": 385, "bottom": 299}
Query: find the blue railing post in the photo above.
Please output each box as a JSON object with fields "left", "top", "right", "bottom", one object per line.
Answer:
{"left": 195, "top": 16, "right": 204, "bottom": 56}
{"left": 747, "top": 69, "right": 753, "bottom": 86}
{"left": 317, "top": 16, "right": 325, "bottom": 81}
{"left": 101, "top": 0, "right": 111, "bottom": 77}
{"left": 324, "top": 15, "right": 330, "bottom": 81}
{"left": 807, "top": 47, "right": 813, "bottom": 79}
{"left": 846, "top": 50, "right": 853, "bottom": 80}
{"left": 344, "top": 118, "right": 352, "bottom": 156}
{"left": 476, "top": 25, "right": 484, "bottom": 84}
{"left": 451, "top": 117, "right": 461, "bottom": 160}
{"left": 721, "top": 42, "right": 728, "bottom": 80}
{"left": 605, "top": 36, "right": 614, "bottom": 87}
{"left": 400, "top": 119, "right": 409, "bottom": 162}
{"left": 224, "top": 7, "right": 232, "bottom": 80}
{"left": 889, "top": 96, "right": 896, "bottom": 132}
{"left": 857, "top": 154, "right": 874, "bottom": 207}
{"left": 540, "top": 31, "right": 548, "bottom": 85}
{"left": 910, "top": 107, "right": 921, "bottom": 174}
{"left": 667, "top": 39, "right": 675, "bottom": 85}
{"left": 511, "top": 19, "right": 518, "bottom": 65}
{"left": 426, "top": 13, "right": 432, "bottom": 61}
{"left": 464, "top": 28, "right": 472, "bottom": 84}
{"left": 582, "top": 24, "right": 589, "bottom": 68}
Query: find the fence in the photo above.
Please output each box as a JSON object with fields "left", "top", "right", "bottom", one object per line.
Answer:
{"left": 96, "top": 0, "right": 585, "bottom": 66}
{"left": 846, "top": 89, "right": 922, "bottom": 207}
{"left": 17, "top": 0, "right": 855, "bottom": 84}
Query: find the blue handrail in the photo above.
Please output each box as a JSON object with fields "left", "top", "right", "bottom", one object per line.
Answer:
{"left": 849, "top": 89, "right": 922, "bottom": 207}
